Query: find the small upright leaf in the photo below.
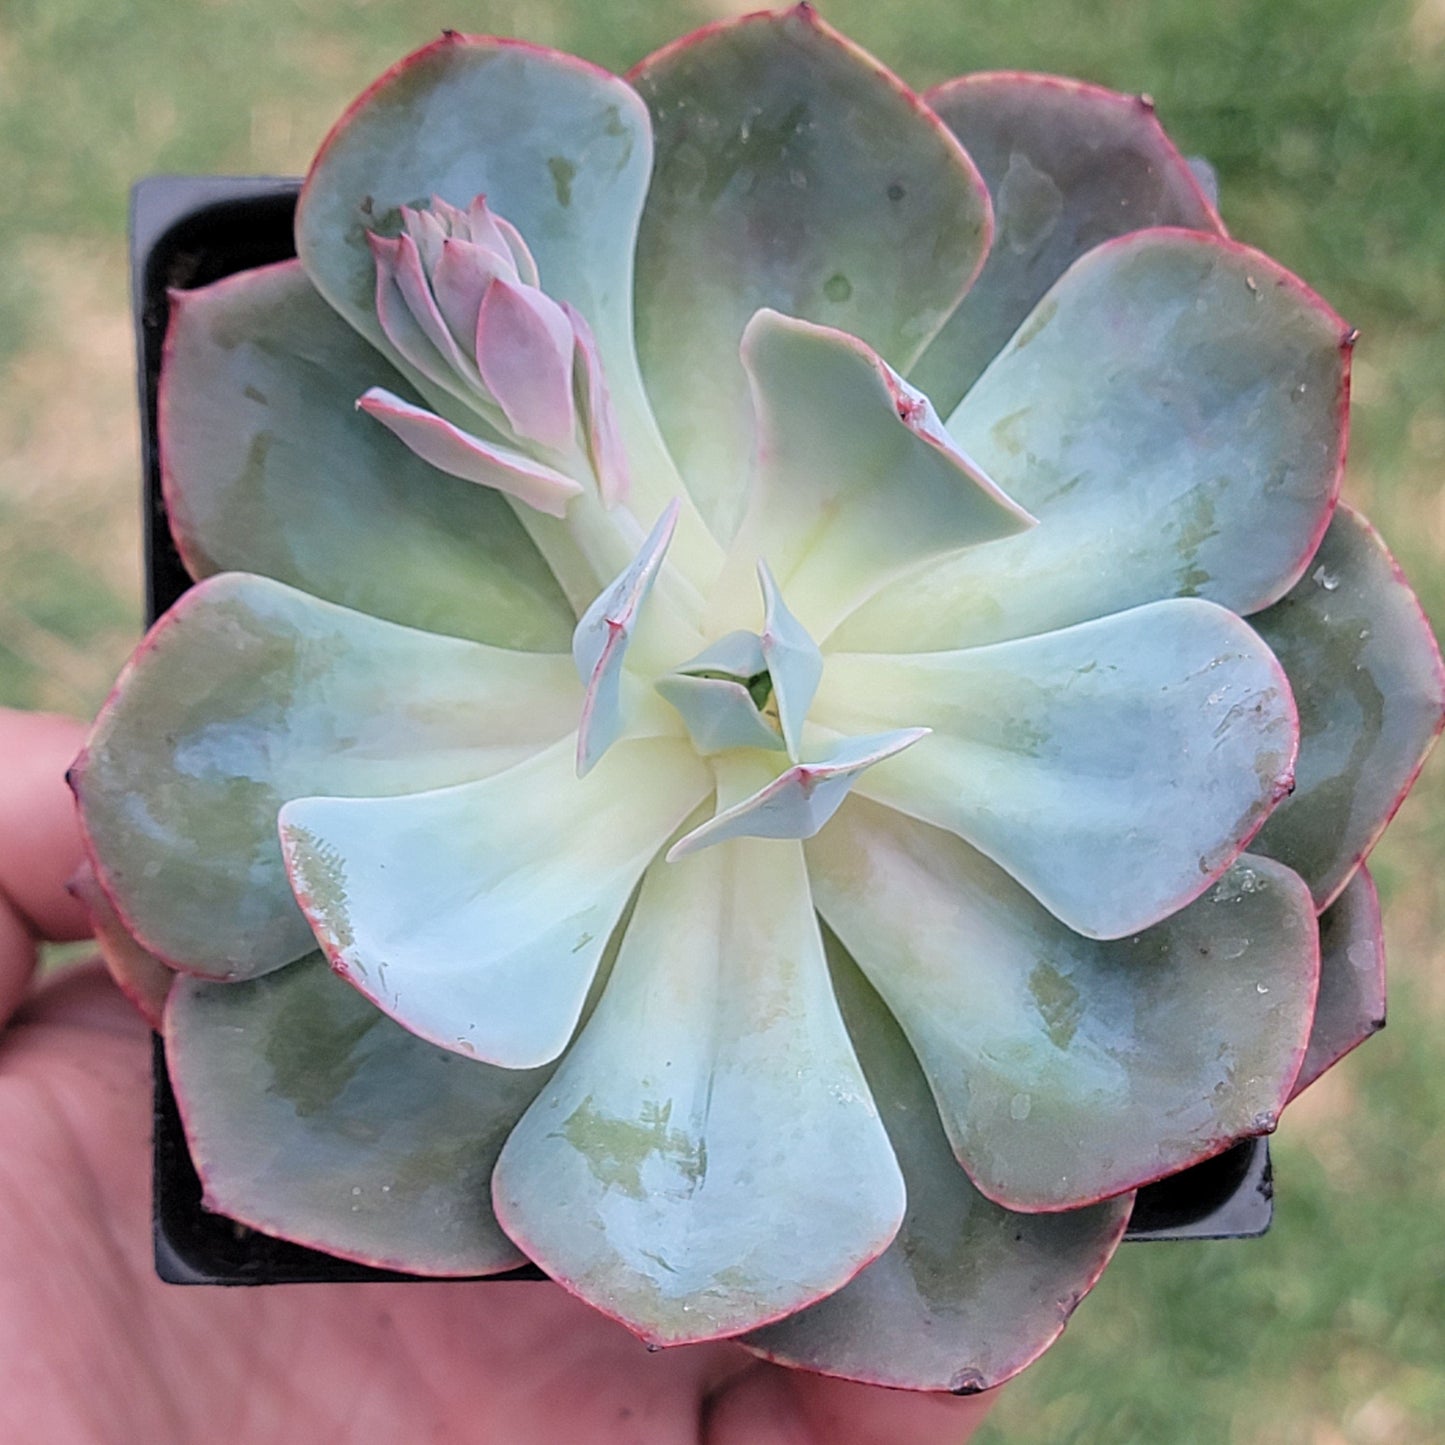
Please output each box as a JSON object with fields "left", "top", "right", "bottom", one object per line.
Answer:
{"left": 474, "top": 277, "right": 578, "bottom": 453}
{"left": 572, "top": 498, "right": 680, "bottom": 774}
{"left": 566, "top": 302, "right": 630, "bottom": 506}
{"left": 758, "top": 561, "right": 824, "bottom": 759}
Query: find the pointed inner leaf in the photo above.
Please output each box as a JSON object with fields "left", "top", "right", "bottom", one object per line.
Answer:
{"left": 758, "top": 559, "right": 824, "bottom": 760}
{"left": 572, "top": 498, "right": 681, "bottom": 775}
{"left": 667, "top": 728, "right": 929, "bottom": 860}
{"left": 654, "top": 673, "right": 785, "bottom": 757}
{"left": 657, "top": 626, "right": 783, "bottom": 756}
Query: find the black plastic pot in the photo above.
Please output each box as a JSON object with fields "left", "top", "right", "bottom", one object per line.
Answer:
{"left": 133, "top": 174, "right": 1275, "bottom": 1286}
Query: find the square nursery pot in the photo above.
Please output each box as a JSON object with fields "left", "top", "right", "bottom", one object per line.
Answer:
{"left": 133, "top": 174, "right": 1276, "bottom": 1287}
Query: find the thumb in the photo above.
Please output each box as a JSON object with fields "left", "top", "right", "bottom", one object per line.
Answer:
{"left": 706, "top": 1364, "right": 996, "bottom": 1445}
{"left": 0, "top": 709, "right": 92, "bottom": 1026}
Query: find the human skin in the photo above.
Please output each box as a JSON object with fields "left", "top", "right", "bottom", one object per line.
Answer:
{"left": 0, "top": 708, "right": 994, "bottom": 1445}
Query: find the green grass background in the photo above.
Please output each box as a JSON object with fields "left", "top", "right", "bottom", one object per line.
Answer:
{"left": 2, "top": 0, "right": 1442, "bottom": 1439}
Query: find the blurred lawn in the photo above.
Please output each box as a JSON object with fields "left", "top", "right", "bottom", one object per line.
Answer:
{"left": 1, "top": 0, "right": 1442, "bottom": 1439}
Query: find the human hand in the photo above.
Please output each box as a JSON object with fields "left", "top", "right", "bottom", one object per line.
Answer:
{"left": 0, "top": 708, "right": 995, "bottom": 1445}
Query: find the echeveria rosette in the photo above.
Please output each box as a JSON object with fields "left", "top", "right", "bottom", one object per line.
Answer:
{"left": 70, "top": 4, "right": 1445, "bottom": 1393}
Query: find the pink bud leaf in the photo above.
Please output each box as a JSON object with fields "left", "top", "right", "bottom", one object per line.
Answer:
{"left": 476, "top": 277, "right": 578, "bottom": 453}
{"left": 357, "top": 386, "right": 583, "bottom": 517}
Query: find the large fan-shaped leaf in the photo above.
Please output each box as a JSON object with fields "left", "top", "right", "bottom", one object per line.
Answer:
{"left": 1252, "top": 505, "right": 1445, "bottom": 908}
{"left": 161, "top": 261, "right": 573, "bottom": 650}
{"left": 815, "top": 599, "right": 1296, "bottom": 939}
{"left": 493, "top": 837, "right": 904, "bottom": 1345}
{"left": 167, "top": 955, "right": 547, "bottom": 1275}
{"left": 72, "top": 573, "right": 579, "bottom": 979}
{"left": 911, "top": 73, "right": 1223, "bottom": 413}
{"left": 832, "top": 229, "right": 1351, "bottom": 651}
{"left": 279, "top": 737, "right": 709, "bottom": 1069}
{"left": 744, "top": 936, "right": 1132, "bottom": 1390}
{"left": 808, "top": 799, "right": 1319, "bottom": 1210}
{"left": 629, "top": 5, "right": 992, "bottom": 540}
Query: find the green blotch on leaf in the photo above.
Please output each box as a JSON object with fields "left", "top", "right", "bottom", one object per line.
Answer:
{"left": 698, "top": 99, "right": 811, "bottom": 206}
{"left": 196, "top": 776, "right": 286, "bottom": 876}
{"left": 1012, "top": 297, "right": 1057, "bottom": 351}
{"left": 262, "top": 964, "right": 383, "bottom": 1117}
{"left": 548, "top": 156, "right": 576, "bottom": 208}
{"left": 386, "top": 1129, "right": 493, "bottom": 1205}
{"left": 989, "top": 406, "right": 1031, "bottom": 458}
{"left": 284, "top": 824, "right": 355, "bottom": 950}
{"left": 1174, "top": 487, "right": 1221, "bottom": 596}
{"left": 238, "top": 430, "right": 274, "bottom": 502}
{"left": 1028, "top": 960, "right": 1082, "bottom": 1051}
{"left": 997, "top": 151, "right": 1064, "bottom": 257}
{"left": 557, "top": 1094, "right": 708, "bottom": 1200}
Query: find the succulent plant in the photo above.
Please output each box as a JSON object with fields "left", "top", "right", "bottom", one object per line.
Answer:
{"left": 72, "top": 4, "right": 1444, "bottom": 1392}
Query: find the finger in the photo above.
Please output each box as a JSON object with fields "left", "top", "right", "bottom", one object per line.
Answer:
{"left": 0, "top": 710, "right": 92, "bottom": 1026}
{"left": 705, "top": 1363, "right": 996, "bottom": 1445}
